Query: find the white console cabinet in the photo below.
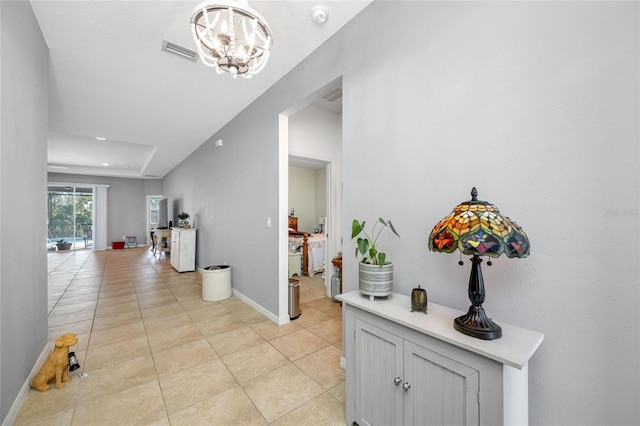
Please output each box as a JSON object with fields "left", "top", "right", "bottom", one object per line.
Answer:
{"left": 337, "top": 291, "right": 543, "bottom": 426}
{"left": 170, "top": 228, "right": 196, "bottom": 272}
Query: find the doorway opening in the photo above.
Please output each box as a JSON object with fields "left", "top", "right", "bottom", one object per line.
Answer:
{"left": 47, "top": 185, "right": 94, "bottom": 251}
{"left": 279, "top": 77, "right": 343, "bottom": 322}
{"left": 147, "top": 195, "right": 165, "bottom": 246}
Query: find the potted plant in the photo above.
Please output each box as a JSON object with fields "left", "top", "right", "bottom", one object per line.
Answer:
{"left": 352, "top": 218, "right": 400, "bottom": 301}
{"left": 177, "top": 212, "right": 190, "bottom": 228}
{"left": 56, "top": 239, "right": 72, "bottom": 251}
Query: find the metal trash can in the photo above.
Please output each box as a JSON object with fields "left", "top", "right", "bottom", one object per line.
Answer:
{"left": 201, "top": 265, "right": 232, "bottom": 301}
{"left": 288, "top": 278, "right": 301, "bottom": 320}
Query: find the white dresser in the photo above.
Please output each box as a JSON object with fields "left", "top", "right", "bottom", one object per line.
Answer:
{"left": 170, "top": 228, "right": 196, "bottom": 272}
{"left": 338, "top": 291, "right": 543, "bottom": 426}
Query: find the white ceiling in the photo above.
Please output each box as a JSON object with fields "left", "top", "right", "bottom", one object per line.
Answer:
{"left": 31, "top": 0, "right": 370, "bottom": 179}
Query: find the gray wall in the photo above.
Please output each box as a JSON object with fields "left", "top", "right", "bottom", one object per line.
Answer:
{"left": 163, "top": 2, "right": 639, "bottom": 424}
{"left": 48, "top": 173, "right": 162, "bottom": 246}
{"left": 162, "top": 97, "right": 280, "bottom": 310}
{"left": 0, "top": 1, "right": 49, "bottom": 422}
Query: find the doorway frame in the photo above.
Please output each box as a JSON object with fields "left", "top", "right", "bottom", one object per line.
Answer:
{"left": 48, "top": 181, "right": 109, "bottom": 250}
{"left": 146, "top": 195, "right": 164, "bottom": 246}
{"left": 287, "top": 155, "right": 333, "bottom": 293}
{"left": 46, "top": 183, "right": 95, "bottom": 251}
{"left": 278, "top": 77, "right": 343, "bottom": 323}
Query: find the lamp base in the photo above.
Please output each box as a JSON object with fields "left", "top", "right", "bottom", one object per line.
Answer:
{"left": 454, "top": 306, "right": 502, "bottom": 340}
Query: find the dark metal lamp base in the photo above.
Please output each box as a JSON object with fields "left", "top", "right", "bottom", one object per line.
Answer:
{"left": 454, "top": 306, "right": 502, "bottom": 340}
{"left": 455, "top": 255, "right": 502, "bottom": 340}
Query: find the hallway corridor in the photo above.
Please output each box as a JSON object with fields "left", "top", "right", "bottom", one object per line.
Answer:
{"left": 15, "top": 248, "right": 344, "bottom": 425}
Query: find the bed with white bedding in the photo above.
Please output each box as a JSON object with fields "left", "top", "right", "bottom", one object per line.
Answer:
{"left": 288, "top": 229, "right": 326, "bottom": 276}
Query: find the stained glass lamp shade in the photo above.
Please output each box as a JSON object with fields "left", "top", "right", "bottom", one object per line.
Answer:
{"left": 428, "top": 187, "right": 530, "bottom": 340}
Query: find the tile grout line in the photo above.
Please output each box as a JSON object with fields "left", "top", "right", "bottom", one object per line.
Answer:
{"left": 34, "top": 248, "right": 345, "bottom": 425}
{"left": 47, "top": 250, "right": 94, "bottom": 316}
{"left": 135, "top": 248, "right": 187, "bottom": 423}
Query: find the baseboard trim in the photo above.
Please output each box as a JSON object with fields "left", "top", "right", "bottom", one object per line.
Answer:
{"left": 231, "top": 289, "right": 289, "bottom": 325}
{"left": 2, "top": 342, "right": 52, "bottom": 426}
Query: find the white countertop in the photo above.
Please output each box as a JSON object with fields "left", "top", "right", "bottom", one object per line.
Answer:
{"left": 337, "top": 290, "right": 543, "bottom": 369}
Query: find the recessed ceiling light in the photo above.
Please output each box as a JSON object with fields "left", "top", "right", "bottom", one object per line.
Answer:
{"left": 96, "top": 137, "right": 106, "bottom": 141}
{"left": 102, "top": 163, "right": 109, "bottom": 167}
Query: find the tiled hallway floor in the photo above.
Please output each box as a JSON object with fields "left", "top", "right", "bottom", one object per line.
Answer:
{"left": 15, "top": 248, "right": 345, "bottom": 425}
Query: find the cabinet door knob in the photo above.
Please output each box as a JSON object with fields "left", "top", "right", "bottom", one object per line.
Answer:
{"left": 402, "top": 382, "right": 412, "bottom": 391}
{"left": 394, "top": 377, "right": 402, "bottom": 385}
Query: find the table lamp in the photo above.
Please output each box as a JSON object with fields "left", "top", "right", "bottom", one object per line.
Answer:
{"left": 428, "top": 187, "right": 530, "bottom": 340}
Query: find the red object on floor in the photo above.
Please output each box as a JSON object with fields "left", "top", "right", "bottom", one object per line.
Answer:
{"left": 112, "top": 241, "right": 125, "bottom": 249}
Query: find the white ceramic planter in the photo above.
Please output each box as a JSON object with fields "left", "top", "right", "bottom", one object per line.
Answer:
{"left": 358, "top": 262, "right": 393, "bottom": 301}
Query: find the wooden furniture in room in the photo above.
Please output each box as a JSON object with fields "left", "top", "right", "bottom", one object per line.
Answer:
{"left": 287, "top": 215, "right": 325, "bottom": 277}
{"left": 301, "top": 233, "right": 308, "bottom": 275}
{"left": 331, "top": 256, "right": 342, "bottom": 302}
{"left": 170, "top": 228, "right": 196, "bottom": 272}
{"left": 123, "top": 235, "right": 137, "bottom": 248}
{"left": 338, "top": 290, "right": 544, "bottom": 426}
{"left": 83, "top": 229, "right": 92, "bottom": 248}
{"left": 288, "top": 231, "right": 326, "bottom": 276}
{"left": 152, "top": 228, "right": 171, "bottom": 258}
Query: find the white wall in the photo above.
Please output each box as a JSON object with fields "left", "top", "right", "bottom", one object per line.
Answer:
{"left": 162, "top": 2, "right": 639, "bottom": 424}
{"left": 288, "top": 166, "right": 327, "bottom": 233}
{"left": 288, "top": 166, "right": 317, "bottom": 232}
{"left": 0, "top": 2, "right": 49, "bottom": 422}
{"left": 314, "top": 167, "right": 326, "bottom": 227}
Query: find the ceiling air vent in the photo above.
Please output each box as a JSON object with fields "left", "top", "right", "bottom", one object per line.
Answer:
{"left": 322, "top": 88, "right": 343, "bottom": 103}
{"left": 161, "top": 40, "right": 198, "bottom": 62}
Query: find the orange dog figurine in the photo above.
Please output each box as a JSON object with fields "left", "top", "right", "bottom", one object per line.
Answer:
{"left": 30, "top": 333, "right": 78, "bottom": 392}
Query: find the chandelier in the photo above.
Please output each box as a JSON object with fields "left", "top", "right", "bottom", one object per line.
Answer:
{"left": 190, "top": 0, "right": 273, "bottom": 79}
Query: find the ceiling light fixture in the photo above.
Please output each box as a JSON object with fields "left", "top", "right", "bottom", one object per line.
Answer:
{"left": 190, "top": 0, "right": 273, "bottom": 79}
{"left": 101, "top": 163, "right": 109, "bottom": 167}
{"left": 96, "top": 137, "right": 106, "bottom": 141}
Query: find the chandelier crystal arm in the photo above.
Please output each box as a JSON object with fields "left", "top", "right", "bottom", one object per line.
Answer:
{"left": 191, "top": 0, "right": 273, "bottom": 79}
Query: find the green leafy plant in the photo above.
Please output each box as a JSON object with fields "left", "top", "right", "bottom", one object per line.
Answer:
{"left": 351, "top": 218, "right": 400, "bottom": 265}
{"left": 177, "top": 212, "right": 190, "bottom": 220}
{"left": 56, "top": 239, "right": 72, "bottom": 250}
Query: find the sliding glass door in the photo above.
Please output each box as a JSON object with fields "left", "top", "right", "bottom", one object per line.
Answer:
{"left": 47, "top": 185, "right": 94, "bottom": 250}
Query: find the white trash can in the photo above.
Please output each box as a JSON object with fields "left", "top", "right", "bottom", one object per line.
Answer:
{"left": 201, "top": 265, "right": 232, "bottom": 301}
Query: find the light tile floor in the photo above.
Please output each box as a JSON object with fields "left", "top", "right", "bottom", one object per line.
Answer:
{"left": 15, "top": 248, "right": 345, "bottom": 425}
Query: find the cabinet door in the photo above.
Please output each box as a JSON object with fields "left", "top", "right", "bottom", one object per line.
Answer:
{"left": 355, "top": 319, "right": 404, "bottom": 426}
{"left": 403, "top": 341, "right": 479, "bottom": 426}
{"left": 170, "top": 230, "right": 179, "bottom": 270}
